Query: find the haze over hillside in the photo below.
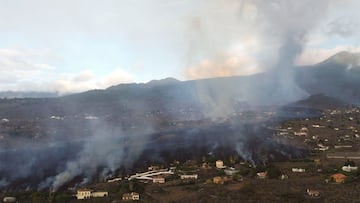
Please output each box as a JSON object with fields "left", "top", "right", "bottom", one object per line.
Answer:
{"left": 0, "top": 51, "right": 359, "bottom": 121}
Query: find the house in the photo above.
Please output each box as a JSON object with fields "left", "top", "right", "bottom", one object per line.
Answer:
{"left": 213, "top": 176, "right": 230, "bottom": 184}
{"left": 342, "top": 165, "right": 358, "bottom": 172}
{"left": 1, "top": 118, "right": 9, "bottom": 123}
{"left": 3, "top": 197, "right": 17, "bottom": 203}
{"left": 76, "top": 189, "right": 92, "bottom": 199}
{"left": 148, "top": 165, "right": 160, "bottom": 171}
{"left": 180, "top": 174, "right": 198, "bottom": 180}
{"left": 294, "top": 127, "right": 308, "bottom": 136}
{"left": 331, "top": 173, "right": 347, "bottom": 183}
{"left": 294, "top": 131, "right": 307, "bottom": 136}
{"left": 152, "top": 177, "right": 165, "bottom": 183}
{"left": 91, "top": 192, "right": 108, "bottom": 198}
{"left": 280, "top": 174, "right": 288, "bottom": 180}
{"left": 76, "top": 189, "right": 108, "bottom": 200}
{"left": 315, "top": 143, "right": 329, "bottom": 151}
{"left": 306, "top": 189, "right": 320, "bottom": 198}
{"left": 122, "top": 192, "right": 140, "bottom": 201}
{"left": 334, "top": 145, "right": 353, "bottom": 149}
{"left": 224, "top": 168, "right": 239, "bottom": 176}
{"left": 292, "top": 168, "right": 306, "bottom": 173}
{"left": 216, "top": 160, "right": 225, "bottom": 169}
{"left": 256, "top": 172, "right": 267, "bottom": 179}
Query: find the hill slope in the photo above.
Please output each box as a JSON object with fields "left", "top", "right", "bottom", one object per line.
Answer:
{"left": 0, "top": 51, "right": 359, "bottom": 120}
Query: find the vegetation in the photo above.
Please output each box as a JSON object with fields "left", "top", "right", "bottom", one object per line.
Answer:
{"left": 266, "top": 165, "right": 282, "bottom": 179}
{"left": 344, "top": 159, "right": 356, "bottom": 166}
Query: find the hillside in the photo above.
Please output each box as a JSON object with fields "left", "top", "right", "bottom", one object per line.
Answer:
{"left": 0, "top": 52, "right": 359, "bottom": 120}
{"left": 290, "top": 94, "right": 347, "bottom": 110}
{"left": 295, "top": 51, "right": 360, "bottom": 103}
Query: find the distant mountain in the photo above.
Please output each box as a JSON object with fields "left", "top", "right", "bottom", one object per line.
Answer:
{"left": 0, "top": 51, "right": 360, "bottom": 120}
{"left": 62, "top": 51, "right": 360, "bottom": 113}
{"left": 295, "top": 51, "right": 360, "bottom": 103}
{"left": 146, "top": 77, "right": 181, "bottom": 86}
{"left": 321, "top": 51, "right": 360, "bottom": 67}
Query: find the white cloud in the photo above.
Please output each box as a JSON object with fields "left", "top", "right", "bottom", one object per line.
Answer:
{"left": 34, "top": 69, "right": 134, "bottom": 94}
{"left": 96, "top": 69, "right": 133, "bottom": 89}
{"left": 0, "top": 48, "right": 57, "bottom": 88}
{"left": 0, "top": 47, "right": 134, "bottom": 94}
{"left": 72, "top": 70, "right": 95, "bottom": 82}
{"left": 0, "top": 48, "right": 55, "bottom": 71}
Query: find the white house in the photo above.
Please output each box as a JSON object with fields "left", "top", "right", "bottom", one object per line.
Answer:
{"left": 180, "top": 174, "right": 198, "bottom": 180}
{"left": 294, "top": 131, "right": 307, "bottom": 136}
{"left": 76, "top": 189, "right": 108, "bottom": 200}
{"left": 292, "top": 168, "right": 306, "bottom": 173}
{"left": 76, "top": 189, "right": 92, "bottom": 200}
{"left": 306, "top": 189, "right": 320, "bottom": 197}
{"left": 152, "top": 177, "right": 165, "bottom": 183}
{"left": 257, "top": 172, "right": 267, "bottom": 179}
{"left": 3, "top": 197, "right": 17, "bottom": 203}
{"left": 91, "top": 191, "right": 108, "bottom": 198}
{"left": 216, "top": 160, "right": 225, "bottom": 169}
{"left": 1, "top": 118, "right": 9, "bottom": 123}
{"left": 122, "top": 192, "right": 140, "bottom": 201}
{"left": 224, "top": 168, "right": 239, "bottom": 176}
{"left": 342, "top": 165, "right": 358, "bottom": 172}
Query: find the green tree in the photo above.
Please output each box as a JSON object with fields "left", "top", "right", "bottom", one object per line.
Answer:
{"left": 266, "top": 165, "right": 282, "bottom": 179}
{"left": 344, "top": 159, "right": 356, "bottom": 166}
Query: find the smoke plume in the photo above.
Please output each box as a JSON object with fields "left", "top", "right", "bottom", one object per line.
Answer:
{"left": 183, "top": 0, "right": 331, "bottom": 119}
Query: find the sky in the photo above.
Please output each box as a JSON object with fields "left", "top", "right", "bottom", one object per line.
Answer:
{"left": 1, "top": 0, "right": 360, "bottom": 94}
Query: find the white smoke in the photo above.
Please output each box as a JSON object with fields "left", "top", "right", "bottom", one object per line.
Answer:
{"left": 37, "top": 120, "right": 154, "bottom": 191}
{"left": 183, "top": 0, "right": 332, "bottom": 119}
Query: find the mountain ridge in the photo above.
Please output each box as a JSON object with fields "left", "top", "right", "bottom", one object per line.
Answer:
{"left": 0, "top": 51, "right": 360, "bottom": 120}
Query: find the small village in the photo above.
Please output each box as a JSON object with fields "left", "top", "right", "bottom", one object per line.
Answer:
{"left": 1, "top": 106, "right": 360, "bottom": 202}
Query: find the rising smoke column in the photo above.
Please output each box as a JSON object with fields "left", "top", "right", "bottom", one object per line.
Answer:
{"left": 253, "top": 0, "right": 331, "bottom": 102}
{"left": 184, "top": 0, "right": 332, "bottom": 118}
{"left": 182, "top": 0, "right": 332, "bottom": 162}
